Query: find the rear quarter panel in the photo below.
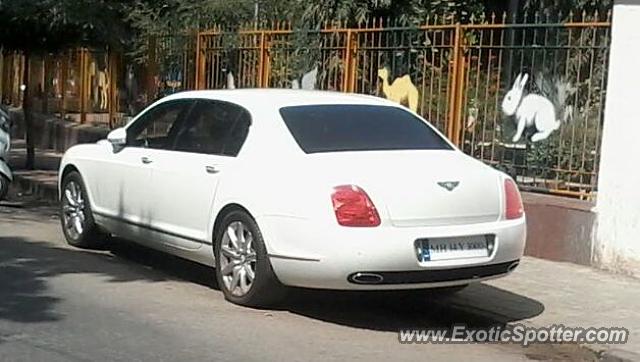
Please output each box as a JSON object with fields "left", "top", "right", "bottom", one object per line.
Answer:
{"left": 206, "top": 105, "right": 331, "bottom": 250}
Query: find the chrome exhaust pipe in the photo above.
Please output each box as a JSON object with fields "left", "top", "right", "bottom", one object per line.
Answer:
{"left": 348, "top": 272, "right": 384, "bottom": 284}
{"left": 507, "top": 261, "right": 520, "bottom": 273}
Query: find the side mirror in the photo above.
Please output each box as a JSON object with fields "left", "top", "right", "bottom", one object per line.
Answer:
{"left": 107, "top": 127, "right": 127, "bottom": 150}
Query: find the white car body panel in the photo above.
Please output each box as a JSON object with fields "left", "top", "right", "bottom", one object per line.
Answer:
{"left": 59, "top": 89, "right": 526, "bottom": 290}
{"left": 145, "top": 149, "right": 226, "bottom": 250}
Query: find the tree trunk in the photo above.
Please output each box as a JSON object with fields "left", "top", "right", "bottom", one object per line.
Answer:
{"left": 22, "top": 51, "right": 35, "bottom": 170}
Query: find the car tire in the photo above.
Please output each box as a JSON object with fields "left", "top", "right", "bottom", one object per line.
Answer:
{"left": 60, "top": 171, "right": 108, "bottom": 249}
{"left": 0, "top": 174, "right": 9, "bottom": 201}
{"left": 214, "top": 210, "right": 286, "bottom": 307}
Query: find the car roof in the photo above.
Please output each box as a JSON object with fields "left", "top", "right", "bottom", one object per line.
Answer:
{"left": 162, "top": 89, "right": 399, "bottom": 110}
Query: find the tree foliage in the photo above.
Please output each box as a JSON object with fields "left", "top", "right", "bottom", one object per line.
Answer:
{"left": 300, "top": 0, "right": 484, "bottom": 27}
{"left": 522, "top": 0, "right": 612, "bottom": 20}
{"left": 126, "top": 0, "right": 486, "bottom": 34}
{"left": 125, "top": 0, "right": 485, "bottom": 66}
{"left": 0, "top": 0, "right": 130, "bottom": 169}
{"left": 0, "top": 0, "right": 129, "bottom": 52}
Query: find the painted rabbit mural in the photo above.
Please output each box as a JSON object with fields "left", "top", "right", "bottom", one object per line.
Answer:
{"left": 501, "top": 72, "right": 575, "bottom": 143}
{"left": 502, "top": 73, "right": 556, "bottom": 142}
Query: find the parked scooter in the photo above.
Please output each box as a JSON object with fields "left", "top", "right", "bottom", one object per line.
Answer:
{"left": 0, "top": 106, "right": 12, "bottom": 200}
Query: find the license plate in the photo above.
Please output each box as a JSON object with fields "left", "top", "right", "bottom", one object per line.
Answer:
{"left": 415, "top": 235, "right": 490, "bottom": 262}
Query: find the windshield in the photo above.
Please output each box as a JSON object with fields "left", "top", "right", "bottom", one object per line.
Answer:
{"left": 279, "top": 104, "right": 452, "bottom": 154}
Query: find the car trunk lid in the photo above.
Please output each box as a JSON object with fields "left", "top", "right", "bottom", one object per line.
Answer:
{"left": 308, "top": 150, "right": 502, "bottom": 227}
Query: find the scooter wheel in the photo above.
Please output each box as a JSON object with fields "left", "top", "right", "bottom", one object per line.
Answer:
{"left": 0, "top": 174, "right": 9, "bottom": 201}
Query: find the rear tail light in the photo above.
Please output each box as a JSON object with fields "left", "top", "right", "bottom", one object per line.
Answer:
{"left": 331, "top": 185, "right": 381, "bottom": 227}
{"left": 504, "top": 179, "right": 524, "bottom": 220}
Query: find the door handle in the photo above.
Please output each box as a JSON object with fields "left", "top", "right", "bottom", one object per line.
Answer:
{"left": 141, "top": 156, "right": 153, "bottom": 164}
{"left": 205, "top": 166, "right": 220, "bottom": 174}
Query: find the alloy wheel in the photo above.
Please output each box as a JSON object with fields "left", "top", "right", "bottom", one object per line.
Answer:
{"left": 219, "top": 221, "right": 257, "bottom": 297}
{"left": 62, "top": 180, "right": 86, "bottom": 240}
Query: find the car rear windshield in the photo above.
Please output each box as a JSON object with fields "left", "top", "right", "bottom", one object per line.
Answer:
{"left": 279, "top": 104, "right": 452, "bottom": 154}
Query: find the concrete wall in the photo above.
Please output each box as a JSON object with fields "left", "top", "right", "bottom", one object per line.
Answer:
{"left": 594, "top": 0, "right": 640, "bottom": 277}
{"left": 524, "top": 193, "right": 595, "bottom": 266}
{"left": 8, "top": 108, "right": 109, "bottom": 153}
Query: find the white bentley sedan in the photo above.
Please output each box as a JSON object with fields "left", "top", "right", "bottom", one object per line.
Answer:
{"left": 58, "top": 89, "right": 526, "bottom": 306}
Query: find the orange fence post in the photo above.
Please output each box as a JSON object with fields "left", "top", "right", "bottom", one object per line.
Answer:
{"left": 60, "top": 51, "right": 68, "bottom": 118}
{"left": 186, "top": 32, "right": 196, "bottom": 90}
{"left": 79, "top": 49, "right": 88, "bottom": 124}
{"left": 257, "top": 31, "right": 265, "bottom": 88}
{"left": 259, "top": 31, "right": 270, "bottom": 88}
{"left": 147, "top": 36, "right": 158, "bottom": 100}
{"left": 453, "top": 29, "right": 467, "bottom": 147}
{"left": 195, "top": 33, "right": 203, "bottom": 90}
{"left": 108, "top": 51, "right": 118, "bottom": 128}
{"left": 342, "top": 30, "right": 358, "bottom": 93}
{"left": 447, "top": 24, "right": 464, "bottom": 146}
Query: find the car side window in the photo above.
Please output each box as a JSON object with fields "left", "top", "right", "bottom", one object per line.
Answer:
{"left": 127, "top": 100, "right": 190, "bottom": 150}
{"left": 174, "top": 100, "right": 251, "bottom": 157}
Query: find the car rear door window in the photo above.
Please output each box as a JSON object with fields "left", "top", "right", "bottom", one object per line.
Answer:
{"left": 279, "top": 104, "right": 452, "bottom": 153}
{"left": 174, "top": 100, "right": 251, "bottom": 157}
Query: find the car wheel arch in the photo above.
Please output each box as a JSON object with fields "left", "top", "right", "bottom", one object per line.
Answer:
{"left": 59, "top": 164, "right": 97, "bottom": 211}
{"left": 59, "top": 164, "right": 81, "bottom": 197}
{"left": 212, "top": 203, "right": 256, "bottom": 253}
{"left": 61, "top": 164, "right": 80, "bottom": 181}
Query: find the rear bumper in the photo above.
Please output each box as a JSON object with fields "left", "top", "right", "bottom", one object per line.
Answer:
{"left": 346, "top": 260, "right": 519, "bottom": 285}
{"left": 259, "top": 215, "right": 527, "bottom": 290}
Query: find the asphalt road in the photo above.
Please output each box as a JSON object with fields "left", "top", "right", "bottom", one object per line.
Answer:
{"left": 0, "top": 199, "right": 596, "bottom": 361}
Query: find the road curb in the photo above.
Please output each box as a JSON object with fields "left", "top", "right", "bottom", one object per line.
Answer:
{"left": 12, "top": 172, "right": 58, "bottom": 202}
